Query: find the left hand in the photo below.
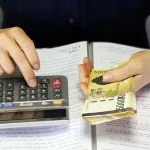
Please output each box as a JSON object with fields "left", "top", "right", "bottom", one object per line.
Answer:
{"left": 78, "top": 57, "right": 93, "bottom": 95}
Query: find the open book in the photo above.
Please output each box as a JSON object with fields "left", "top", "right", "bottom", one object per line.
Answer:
{"left": 0, "top": 41, "right": 149, "bottom": 150}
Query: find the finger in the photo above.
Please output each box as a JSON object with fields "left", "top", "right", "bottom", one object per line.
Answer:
{"left": 103, "top": 61, "right": 135, "bottom": 82}
{"left": 0, "top": 65, "right": 5, "bottom": 75}
{"left": 134, "top": 74, "right": 148, "bottom": 92}
{"left": 81, "top": 77, "right": 89, "bottom": 84}
{"left": 6, "top": 40, "right": 37, "bottom": 87}
{"left": 78, "top": 82, "right": 88, "bottom": 95}
{"left": 79, "top": 64, "right": 90, "bottom": 82}
{"left": 10, "top": 27, "right": 40, "bottom": 70}
{"left": 83, "top": 57, "right": 93, "bottom": 72}
{"left": 0, "top": 48, "right": 16, "bottom": 74}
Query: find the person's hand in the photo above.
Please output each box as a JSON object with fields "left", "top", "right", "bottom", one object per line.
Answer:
{"left": 78, "top": 50, "right": 150, "bottom": 95}
{"left": 0, "top": 27, "right": 40, "bottom": 87}
{"left": 78, "top": 57, "right": 93, "bottom": 95}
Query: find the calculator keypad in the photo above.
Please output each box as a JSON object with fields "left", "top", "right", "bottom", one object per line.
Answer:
{"left": 18, "top": 95, "right": 27, "bottom": 101}
{"left": 0, "top": 76, "right": 68, "bottom": 111}
{"left": 0, "top": 75, "right": 69, "bottom": 126}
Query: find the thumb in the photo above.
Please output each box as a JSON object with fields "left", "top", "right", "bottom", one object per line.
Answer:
{"left": 103, "top": 61, "right": 136, "bottom": 82}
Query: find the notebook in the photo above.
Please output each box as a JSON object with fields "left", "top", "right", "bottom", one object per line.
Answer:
{"left": 0, "top": 41, "right": 149, "bottom": 150}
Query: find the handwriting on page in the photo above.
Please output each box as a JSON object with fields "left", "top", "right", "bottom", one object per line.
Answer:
{"left": 105, "top": 47, "right": 135, "bottom": 56}
{"left": 0, "top": 42, "right": 91, "bottom": 150}
{"left": 97, "top": 91, "right": 150, "bottom": 150}
{"left": 100, "top": 58, "right": 122, "bottom": 66}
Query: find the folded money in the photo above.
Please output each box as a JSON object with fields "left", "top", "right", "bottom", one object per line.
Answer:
{"left": 82, "top": 61, "right": 137, "bottom": 125}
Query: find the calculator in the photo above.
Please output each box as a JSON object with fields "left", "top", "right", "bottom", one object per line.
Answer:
{"left": 0, "top": 75, "right": 69, "bottom": 128}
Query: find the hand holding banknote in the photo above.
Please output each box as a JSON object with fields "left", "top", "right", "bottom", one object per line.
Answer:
{"left": 78, "top": 50, "right": 150, "bottom": 94}
{"left": 78, "top": 50, "right": 150, "bottom": 125}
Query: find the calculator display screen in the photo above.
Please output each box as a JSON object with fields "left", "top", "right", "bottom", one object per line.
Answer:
{"left": 0, "top": 109, "right": 67, "bottom": 122}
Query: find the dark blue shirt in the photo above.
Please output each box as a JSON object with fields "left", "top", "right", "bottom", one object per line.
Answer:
{"left": 0, "top": 0, "right": 150, "bottom": 48}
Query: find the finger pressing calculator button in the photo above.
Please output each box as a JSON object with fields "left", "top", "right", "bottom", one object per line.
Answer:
{"left": 53, "top": 93, "right": 62, "bottom": 99}
{"left": 40, "top": 89, "right": 48, "bottom": 94}
{"left": 19, "top": 85, "right": 28, "bottom": 90}
{"left": 52, "top": 78, "right": 61, "bottom": 88}
{"left": 18, "top": 95, "right": 27, "bottom": 101}
{"left": 39, "top": 94, "right": 48, "bottom": 100}
{"left": 0, "top": 82, "right": 4, "bottom": 91}
{"left": 39, "top": 84, "right": 48, "bottom": 89}
{"left": 4, "top": 102, "right": 14, "bottom": 108}
{"left": 5, "top": 96, "right": 14, "bottom": 102}
{"left": 39, "top": 79, "right": 50, "bottom": 84}
{"left": 5, "top": 91, "right": 13, "bottom": 96}
{"left": 53, "top": 88, "right": 61, "bottom": 94}
{"left": 29, "top": 89, "right": 38, "bottom": 95}
{"left": 6, "top": 82, "right": 14, "bottom": 91}
{"left": 29, "top": 95, "right": 38, "bottom": 101}
{"left": 19, "top": 90, "right": 27, "bottom": 96}
{"left": 29, "top": 86, "right": 38, "bottom": 90}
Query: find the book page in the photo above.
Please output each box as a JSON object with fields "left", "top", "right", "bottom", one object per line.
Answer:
{"left": 93, "top": 42, "right": 150, "bottom": 150}
{"left": 0, "top": 41, "right": 92, "bottom": 150}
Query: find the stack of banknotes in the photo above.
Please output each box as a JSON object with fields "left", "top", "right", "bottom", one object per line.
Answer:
{"left": 82, "top": 61, "right": 137, "bottom": 125}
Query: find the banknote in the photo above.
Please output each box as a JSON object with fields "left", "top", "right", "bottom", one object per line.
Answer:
{"left": 82, "top": 61, "right": 137, "bottom": 125}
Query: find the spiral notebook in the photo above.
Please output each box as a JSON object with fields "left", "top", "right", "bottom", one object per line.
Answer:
{"left": 0, "top": 41, "right": 149, "bottom": 150}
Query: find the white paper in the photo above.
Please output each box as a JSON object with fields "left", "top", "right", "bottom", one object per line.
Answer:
{"left": 0, "top": 41, "right": 92, "bottom": 150}
{"left": 93, "top": 42, "right": 150, "bottom": 150}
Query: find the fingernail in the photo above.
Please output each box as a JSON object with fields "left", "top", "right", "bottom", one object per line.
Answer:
{"left": 33, "top": 63, "right": 40, "bottom": 70}
{"left": 28, "top": 78, "right": 37, "bottom": 87}
{"left": 103, "top": 73, "right": 113, "bottom": 82}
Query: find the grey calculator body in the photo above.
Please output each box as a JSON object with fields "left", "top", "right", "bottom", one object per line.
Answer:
{"left": 0, "top": 75, "right": 69, "bottom": 128}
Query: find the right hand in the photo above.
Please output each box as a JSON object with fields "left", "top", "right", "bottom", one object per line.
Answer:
{"left": 0, "top": 27, "right": 40, "bottom": 87}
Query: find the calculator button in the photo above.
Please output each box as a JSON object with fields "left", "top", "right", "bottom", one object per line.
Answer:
{"left": 39, "top": 79, "right": 50, "bottom": 84}
{"left": 5, "top": 91, "right": 13, "bottom": 96}
{"left": 29, "top": 89, "right": 38, "bottom": 95}
{"left": 39, "top": 84, "right": 48, "bottom": 89}
{"left": 0, "top": 82, "right": 4, "bottom": 91}
{"left": 40, "top": 89, "right": 48, "bottom": 94}
{"left": 19, "top": 90, "right": 27, "bottom": 96}
{"left": 53, "top": 88, "right": 61, "bottom": 94}
{"left": 53, "top": 93, "right": 62, "bottom": 99}
{"left": 0, "top": 92, "right": 3, "bottom": 97}
{"left": 39, "top": 94, "right": 48, "bottom": 100}
{"left": 29, "top": 86, "right": 38, "bottom": 90}
{"left": 0, "top": 97, "right": 3, "bottom": 102}
{"left": 53, "top": 99, "right": 63, "bottom": 105}
{"left": 6, "top": 82, "right": 14, "bottom": 91}
{"left": 18, "top": 95, "right": 27, "bottom": 101}
{"left": 0, "top": 103, "right": 2, "bottom": 108}
{"left": 5, "top": 96, "right": 14, "bottom": 102}
{"left": 19, "top": 85, "right": 28, "bottom": 90}
{"left": 29, "top": 95, "right": 38, "bottom": 101}
{"left": 4, "top": 102, "right": 14, "bottom": 108}
{"left": 52, "top": 78, "right": 61, "bottom": 88}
